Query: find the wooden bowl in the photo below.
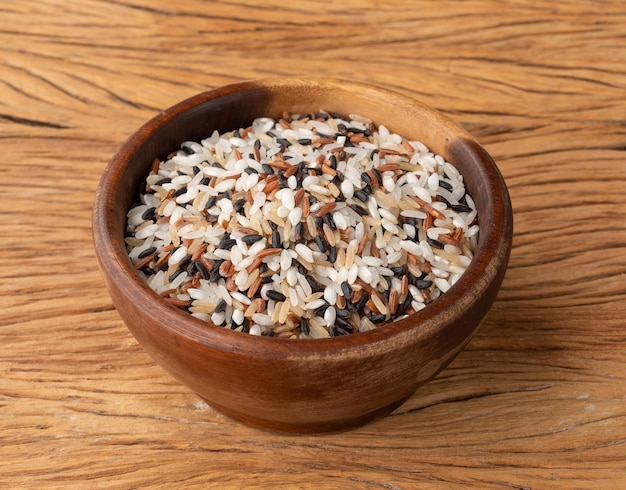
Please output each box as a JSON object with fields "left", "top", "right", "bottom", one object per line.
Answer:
{"left": 93, "top": 77, "right": 513, "bottom": 434}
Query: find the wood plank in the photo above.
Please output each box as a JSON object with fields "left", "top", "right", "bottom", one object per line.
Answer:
{"left": 1, "top": 0, "right": 625, "bottom": 487}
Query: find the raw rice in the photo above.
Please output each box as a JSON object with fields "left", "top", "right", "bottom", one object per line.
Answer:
{"left": 125, "top": 111, "right": 479, "bottom": 338}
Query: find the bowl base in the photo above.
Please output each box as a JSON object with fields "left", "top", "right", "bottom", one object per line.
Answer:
{"left": 202, "top": 395, "right": 413, "bottom": 435}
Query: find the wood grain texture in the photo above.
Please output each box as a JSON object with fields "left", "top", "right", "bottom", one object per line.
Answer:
{"left": 1, "top": 0, "right": 625, "bottom": 487}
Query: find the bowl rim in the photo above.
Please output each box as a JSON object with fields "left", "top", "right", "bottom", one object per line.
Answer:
{"left": 93, "top": 76, "right": 512, "bottom": 359}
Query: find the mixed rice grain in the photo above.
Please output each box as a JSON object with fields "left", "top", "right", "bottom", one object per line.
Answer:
{"left": 125, "top": 111, "right": 479, "bottom": 338}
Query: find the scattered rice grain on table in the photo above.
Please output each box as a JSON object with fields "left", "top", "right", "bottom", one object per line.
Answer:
{"left": 125, "top": 111, "right": 479, "bottom": 339}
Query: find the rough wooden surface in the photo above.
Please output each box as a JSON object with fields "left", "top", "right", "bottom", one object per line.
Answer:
{"left": 1, "top": 1, "right": 625, "bottom": 488}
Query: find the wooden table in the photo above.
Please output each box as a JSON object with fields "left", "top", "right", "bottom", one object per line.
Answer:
{"left": 2, "top": 1, "right": 625, "bottom": 487}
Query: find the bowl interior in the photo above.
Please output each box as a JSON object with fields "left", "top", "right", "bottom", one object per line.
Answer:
{"left": 94, "top": 77, "right": 512, "bottom": 357}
